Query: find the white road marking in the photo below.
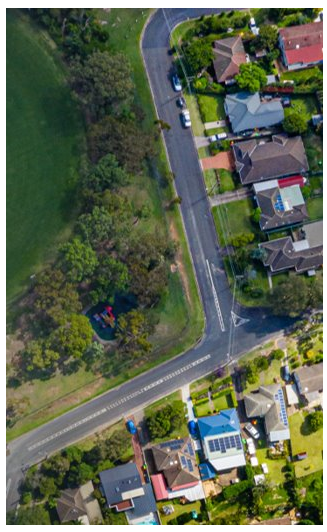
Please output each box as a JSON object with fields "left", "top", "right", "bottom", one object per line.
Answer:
{"left": 206, "top": 259, "right": 226, "bottom": 332}
{"left": 6, "top": 478, "right": 12, "bottom": 498}
{"left": 27, "top": 354, "right": 211, "bottom": 452}
{"left": 231, "top": 311, "right": 250, "bottom": 328}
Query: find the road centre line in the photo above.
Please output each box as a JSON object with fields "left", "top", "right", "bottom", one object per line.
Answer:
{"left": 206, "top": 259, "right": 226, "bottom": 332}
{"left": 27, "top": 354, "right": 211, "bottom": 452}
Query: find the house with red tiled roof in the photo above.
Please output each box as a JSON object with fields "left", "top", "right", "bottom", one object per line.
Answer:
{"left": 212, "top": 36, "right": 247, "bottom": 84}
{"left": 279, "top": 21, "right": 323, "bottom": 70}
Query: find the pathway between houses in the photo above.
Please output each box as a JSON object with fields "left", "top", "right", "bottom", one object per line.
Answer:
{"left": 209, "top": 188, "right": 252, "bottom": 207}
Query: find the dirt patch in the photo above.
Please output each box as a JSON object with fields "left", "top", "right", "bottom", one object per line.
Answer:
{"left": 169, "top": 221, "right": 192, "bottom": 305}
{"left": 6, "top": 334, "right": 24, "bottom": 364}
{"left": 201, "top": 151, "right": 235, "bottom": 171}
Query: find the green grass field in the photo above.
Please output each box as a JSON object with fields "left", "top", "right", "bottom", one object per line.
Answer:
{"left": 7, "top": 10, "right": 85, "bottom": 303}
{"left": 197, "top": 94, "right": 226, "bottom": 123}
{"left": 212, "top": 198, "right": 258, "bottom": 246}
{"left": 289, "top": 411, "right": 323, "bottom": 477}
{"left": 307, "top": 197, "right": 323, "bottom": 221}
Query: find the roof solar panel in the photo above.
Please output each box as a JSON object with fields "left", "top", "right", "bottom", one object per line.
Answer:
{"left": 187, "top": 459, "right": 194, "bottom": 472}
{"left": 209, "top": 440, "right": 215, "bottom": 452}
{"left": 187, "top": 443, "right": 194, "bottom": 456}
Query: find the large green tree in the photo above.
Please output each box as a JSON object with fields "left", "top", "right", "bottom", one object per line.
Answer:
{"left": 88, "top": 115, "right": 156, "bottom": 173}
{"left": 84, "top": 153, "right": 130, "bottom": 194}
{"left": 269, "top": 276, "right": 322, "bottom": 317}
{"left": 33, "top": 269, "right": 82, "bottom": 328}
{"left": 77, "top": 206, "right": 115, "bottom": 248}
{"left": 116, "top": 310, "right": 154, "bottom": 360}
{"left": 59, "top": 238, "right": 98, "bottom": 283}
{"left": 50, "top": 314, "right": 94, "bottom": 359}
{"left": 306, "top": 411, "right": 323, "bottom": 433}
{"left": 7, "top": 506, "right": 51, "bottom": 525}
{"left": 257, "top": 25, "right": 279, "bottom": 52}
{"left": 283, "top": 109, "right": 308, "bottom": 135}
{"left": 23, "top": 340, "right": 60, "bottom": 375}
{"left": 183, "top": 39, "right": 214, "bottom": 74}
{"left": 70, "top": 50, "right": 134, "bottom": 117}
{"left": 90, "top": 255, "right": 130, "bottom": 303}
{"left": 236, "top": 63, "right": 267, "bottom": 92}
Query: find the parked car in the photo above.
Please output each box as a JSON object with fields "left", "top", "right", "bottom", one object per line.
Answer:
{"left": 246, "top": 438, "right": 256, "bottom": 455}
{"left": 245, "top": 422, "right": 260, "bottom": 439}
{"left": 262, "top": 463, "right": 269, "bottom": 474}
{"left": 181, "top": 109, "right": 191, "bottom": 128}
{"left": 209, "top": 132, "right": 227, "bottom": 142}
{"left": 240, "top": 129, "right": 254, "bottom": 137}
{"left": 282, "top": 364, "right": 290, "bottom": 382}
{"left": 249, "top": 17, "right": 259, "bottom": 36}
{"left": 172, "top": 73, "right": 182, "bottom": 92}
{"left": 176, "top": 96, "right": 186, "bottom": 108}
{"left": 281, "top": 97, "right": 291, "bottom": 107}
{"left": 245, "top": 53, "right": 250, "bottom": 63}
{"left": 230, "top": 478, "right": 240, "bottom": 484}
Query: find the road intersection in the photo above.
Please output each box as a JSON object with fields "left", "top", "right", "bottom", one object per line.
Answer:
{"left": 6, "top": 9, "right": 293, "bottom": 511}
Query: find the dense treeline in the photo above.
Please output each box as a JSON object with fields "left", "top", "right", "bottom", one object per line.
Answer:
{"left": 7, "top": 9, "right": 175, "bottom": 409}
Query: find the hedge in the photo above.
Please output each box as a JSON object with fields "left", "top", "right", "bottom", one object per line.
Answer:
{"left": 194, "top": 397, "right": 210, "bottom": 406}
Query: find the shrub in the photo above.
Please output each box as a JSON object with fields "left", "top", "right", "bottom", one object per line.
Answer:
{"left": 306, "top": 411, "right": 323, "bottom": 433}
{"left": 195, "top": 397, "right": 210, "bottom": 406}
{"left": 270, "top": 349, "right": 284, "bottom": 361}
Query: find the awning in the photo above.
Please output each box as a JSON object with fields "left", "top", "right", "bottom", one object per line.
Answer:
{"left": 151, "top": 474, "right": 168, "bottom": 501}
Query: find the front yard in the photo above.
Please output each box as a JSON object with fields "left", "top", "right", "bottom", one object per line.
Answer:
{"left": 212, "top": 198, "right": 259, "bottom": 247}
{"left": 289, "top": 411, "right": 323, "bottom": 477}
{"left": 197, "top": 94, "right": 226, "bottom": 123}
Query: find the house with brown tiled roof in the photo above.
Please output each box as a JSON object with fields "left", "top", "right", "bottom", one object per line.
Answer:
{"left": 150, "top": 437, "right": 204, "bottom": 502}
{"left": 279, "top": 21, "right": 323, "bottom": 70}
{"left": 56, "top": 481, "right": 102, "bottom": 524}
{"left": 253, "top": 180, "right": 308, "bottom": 232}
{"left": 259, "top": 220, "right": 323, "bottom": 274}
{"left": 212, "top": 36, "right": 247, "bottom": 84}
{"left": 233, "top": 134, "right": 309, "bottom": 185}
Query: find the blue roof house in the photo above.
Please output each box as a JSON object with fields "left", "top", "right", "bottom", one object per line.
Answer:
{"left": 198, "top": 409, "right": 246, "bottom": 472}
{"left": 224, "top": 92, "right": 284, "bottom": 133}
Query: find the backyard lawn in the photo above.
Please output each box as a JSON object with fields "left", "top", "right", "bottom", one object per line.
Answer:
{"left": 289, "top": 411, "right": 323, "bottom": 477}
{"left": 157, "top": 500, "right": 202, "bottom": 525}
{"left": 197, "top": 94, "right": 226, "bottom": 123}
{"left": 7, "top": 9, "right": 85, "bottom": 303}
{"left": 306, "top": 196, "right": 323, "bottom": 221}
{"left": 256, "top": 448, "right": 288, "bottom": 485}
{"left": 303, "top": 132, "right": 323, "bottom": 173}
{"left": 288, "top": 95, "right": 320, "bottom": 120}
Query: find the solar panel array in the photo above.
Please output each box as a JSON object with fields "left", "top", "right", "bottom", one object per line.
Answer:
{"left": 208, "top": 434, "right": 242, "bottom": 454}
{"left": 274, "top": 193, "right": 285, "bottom": 212}
{"left": 275, "top": 389, "right": 288, "bottom": 427}
{"left": 160, "top": 439, "right": 183, "bottom": 450}
{"left": 187, "top": 443, "right": 195, "bottom": 456}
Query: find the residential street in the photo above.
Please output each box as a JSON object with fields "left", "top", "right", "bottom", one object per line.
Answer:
{"left": 6, "top": 8, "right": 294, "bottom": 511}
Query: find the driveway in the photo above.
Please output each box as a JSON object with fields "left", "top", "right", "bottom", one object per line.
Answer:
{"left": 209, "top": 188, "right": 252, "bottom": 207}
{"left": 201, "top": 150, "right": 235, "bottom": 171}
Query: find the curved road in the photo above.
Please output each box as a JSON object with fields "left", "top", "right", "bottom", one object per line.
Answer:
{"left": 6, "top": 9, "right": 292, "bottom": 510}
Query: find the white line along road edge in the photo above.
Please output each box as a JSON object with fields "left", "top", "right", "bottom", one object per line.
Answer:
{"left": 27, "top": 354, "right": 212, "bottom": 452}
{"left": 206, "top": 259, "right": 226, "bottom": 332}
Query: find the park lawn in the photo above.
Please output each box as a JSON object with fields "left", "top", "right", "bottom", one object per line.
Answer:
{"left": 184, "top": 93, "right": 205, "bottom": 136}
{"left": 157, "top": 500, "right": 202, "bottom": 525}
{"left": 7, "top": 9, "right": 207, "bottom": 441}
{"left": 6, "top": 10, "right": 85, "bottom": 303}
{"left": 303, "top": 132, "right": 323, "bottom": 173}
{"left": 289, "top": 411, "right": 323, "bottom": 477}
{"left": 212, "top": 198, "right": 259, "bottom": 247}
{"left": 218, "top": 169, "right": 236, "bottom": 193}
{"left": 256, "top": 448, "right": 288, "bottom": 485}
{"left": 203, "top": 169, "right": 219, "bottom": 196}
{"left": 197, "top": 94, "right": 226, "bottom": 123}
{"left": 307, "top": 196, "right": 323, "bottom": 221}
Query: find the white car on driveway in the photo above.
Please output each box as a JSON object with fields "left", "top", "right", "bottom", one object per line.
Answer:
{"left": 181, "top": 109, "right": 191, "bottom": 128}
{"left": 245, "top": 422, "right": 260, "bottom": 439}
{"left": 209, "top": 132, "right": 227, "bottom": 142}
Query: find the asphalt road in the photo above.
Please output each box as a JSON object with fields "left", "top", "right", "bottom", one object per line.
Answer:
{"left": 6, "top": 9, "right": 292, "bottom": 511}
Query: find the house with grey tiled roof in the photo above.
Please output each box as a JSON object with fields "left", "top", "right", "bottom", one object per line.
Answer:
{"left": 233, "top": 135, "right": 309, "bottom": 185}
{"left": 224, "top": 92, "right": 284, "bottom": 134}
{"left": 244, "top": 384, "right": 290, "bottom": 442}
{"left": 212, "top": 36, "right": 247, "bottom": 84}
{"left": 253, "top": 180, "right": 308, "bottom": 232}
{"left": 293, "top": 362, "right": 323, "bottom": 408}
{"left": 259, "top": 220, "right": 323, "bottom": 274}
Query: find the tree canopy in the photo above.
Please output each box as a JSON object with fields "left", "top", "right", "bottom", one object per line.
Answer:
{"left": 59, "top": 238, "right": 98, "bottom": 283}
{"left": 70, "top": 50, "right": 134, "bottom": 118}
{"left": 283, "top": 109, "right": 308, "bottom": 135}
{"left": 183, "top": 39, "right": 214, "bottom": 74}
{"left": 236, "top": 63, "right": 267, "bottom": 93}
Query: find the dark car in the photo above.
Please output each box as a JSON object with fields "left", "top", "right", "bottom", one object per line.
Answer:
{"left": 240, "top": 129, "right": 254, "bottom": 137}
{"left": 176, "top": 96, "right": 186, "bottom": 108}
